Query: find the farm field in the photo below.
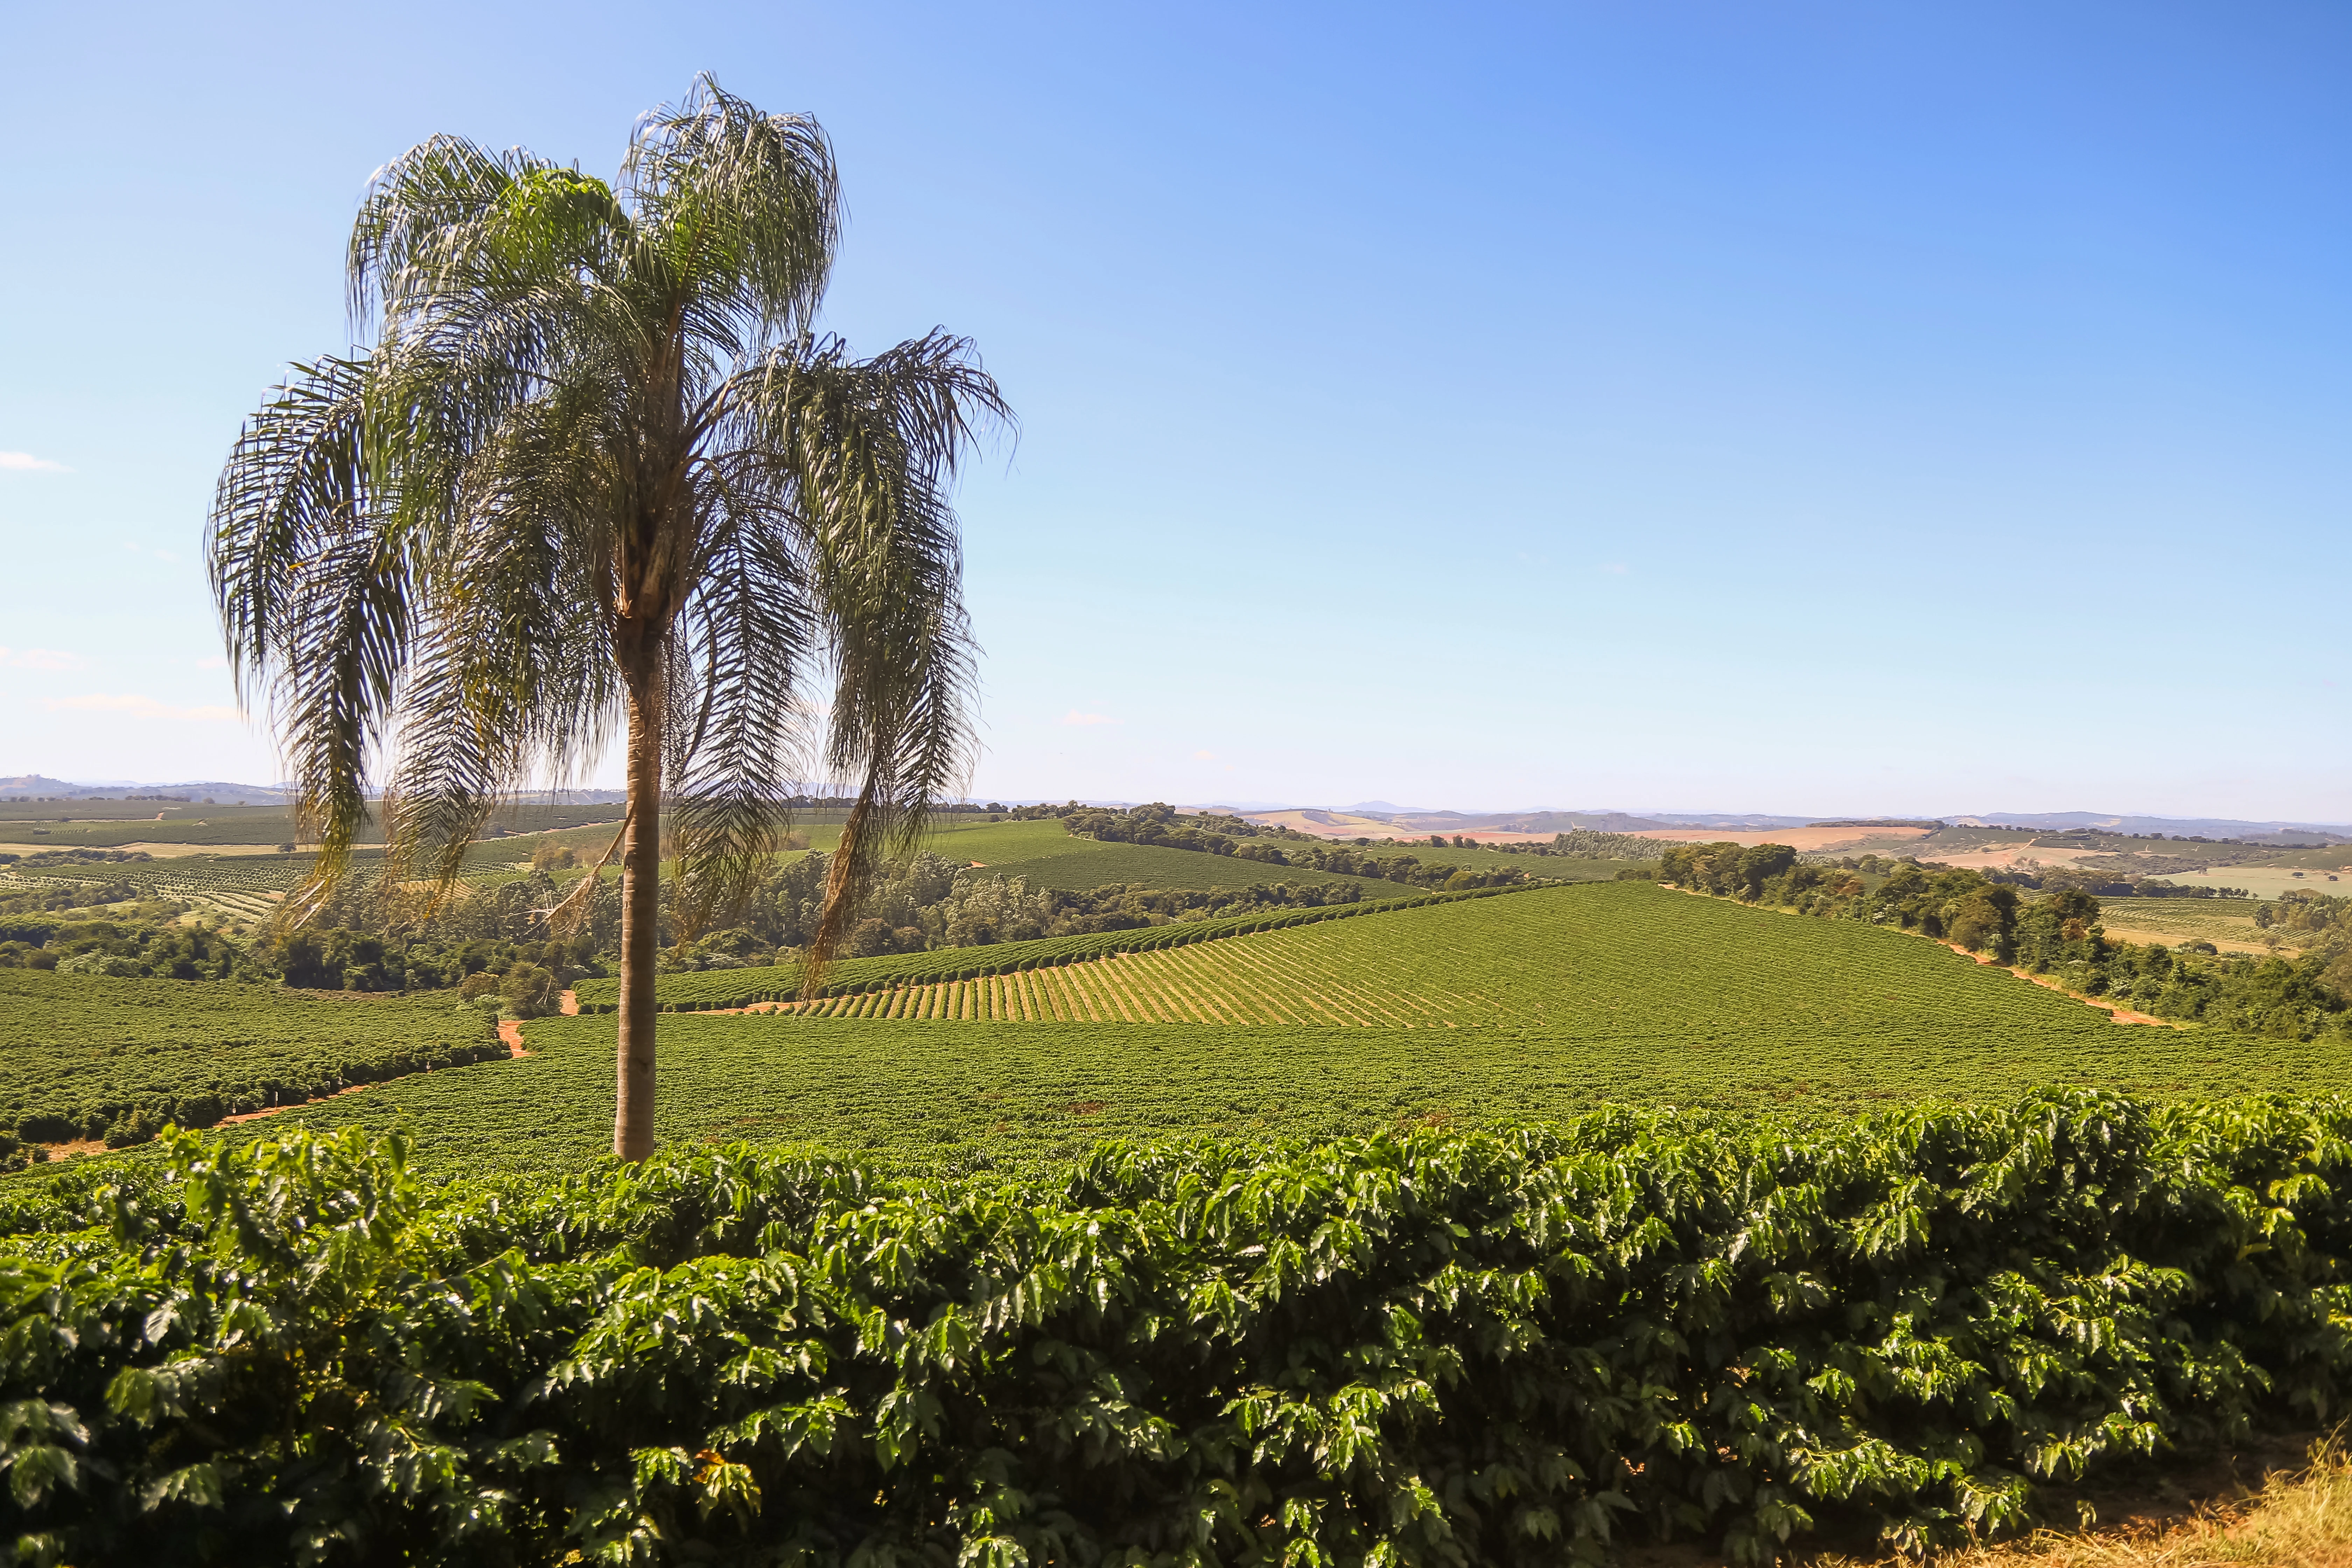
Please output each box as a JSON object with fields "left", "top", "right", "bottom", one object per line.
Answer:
{"left": 0, "top": 800, "right": 625, "bottom": 850}
{"left": 780, "top": 881, "right": 2130, "bottom": 1033}
{"left": 2094, "top": 897, "right": 2276, "bottom": 954}
{"left": 573, "top": 888, "right": 1521, "bottom": 1011}
{"left": 906, "top": 817, "right": 1424, "bottom": 894}
{"left": 0, "top": 968, "right": 502, "bottom": 1142}
{"left": 2148, "top": 866, "right": 2351, "bottom": 900}
{"left": 2, "top": 847, "right": 514, "bottom": 920}
{"left": 246, "top": 1007, "right": 2345, "bottom": 1176}
{"left": 227, "top": 882, "right": 2289, "bottom": 1176}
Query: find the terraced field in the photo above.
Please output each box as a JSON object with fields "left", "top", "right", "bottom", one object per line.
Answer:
{"left": 780, "top": 881, "right": 2123, "bottom": 1038}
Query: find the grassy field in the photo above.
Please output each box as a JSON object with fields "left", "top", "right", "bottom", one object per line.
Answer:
{"left": 2147, "top": 865, "right": 2351, "bottom": 899}
{"left": 0, "top": 969, "right": 502, "bottom": 1141}
{"left": 2095, "top": 897, "right": 2276, "bottom": 954}
{"left": 225, "top": 882, "right": 2330, "bottom": 1176}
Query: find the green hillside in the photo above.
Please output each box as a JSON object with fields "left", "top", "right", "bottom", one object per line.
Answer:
{"left": 808, "top": 816, "right": 1426, "bottom": 895}
{"left": 241, "top": 882, "right": 2291, "bottom": 1175}
{"left": 776, "top": 880, "right": 2136, "bottom": 1031}
{"left": 0, "top": 969, "right": 502, "bottom": 1143}
{"left": 248, "top": 1003, "right": 2339, "bottom": 1177}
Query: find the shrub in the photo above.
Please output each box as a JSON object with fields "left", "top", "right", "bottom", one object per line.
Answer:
{"left": 5, "top": 1091, "right": 2352, "bottom": 1564}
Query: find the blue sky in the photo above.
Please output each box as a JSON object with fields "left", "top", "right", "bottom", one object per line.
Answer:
{"left": 3, "top": 2, "right": 2346, "bottom": 819}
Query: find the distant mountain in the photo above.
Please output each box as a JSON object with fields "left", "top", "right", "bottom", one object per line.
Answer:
{"left": 1951, "top": 811, "right": 2352, "bottom": 841}
{"left": 0, "top": 777, "right": 644, "bottom": 808}
{"left": 0, "top": 775, "right": 291, "bottom": 804}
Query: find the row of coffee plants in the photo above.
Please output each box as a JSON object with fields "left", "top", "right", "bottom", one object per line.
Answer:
{"left": 279, "top": 1000, "right": 2350, "bottom": 1180}
{"left": 0, "top": 969, "right": 503, "bottom": 1152}
{"left": 752, "top": 882, "right": 2125, "bottom": 1043}
{"left": 4, "top": 1090, "right": 2348, "bottom": 1565}
{"left": 572, "top": 884, "right": 1539, "bottom": 1011}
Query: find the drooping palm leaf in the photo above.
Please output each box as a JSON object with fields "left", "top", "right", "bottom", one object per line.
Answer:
{"left": 209, "top": 76, "right": 1007, "bottom": 1156}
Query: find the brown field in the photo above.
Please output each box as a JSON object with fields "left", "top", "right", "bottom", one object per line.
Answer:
{"left": 0, "top": 840, "right": 309, "bottom": 858}
{"left": 1621, "top": 825, "right": 1936, "bottom": 853}
{"left": 1243, "top": 816, "right": 1942, "bottom": 851}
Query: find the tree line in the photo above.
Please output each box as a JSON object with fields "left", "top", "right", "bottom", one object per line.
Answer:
{"left": 1656, "top": 843, "right": 2351, "bottom": 1041}
{"left": 0, "top": 846, "right": 1416, "bottom": 1015}
{"left": 1062, "top": 804, "right": 1547, "bottom": 890}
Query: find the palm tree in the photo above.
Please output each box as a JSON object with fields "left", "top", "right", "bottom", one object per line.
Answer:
{"left": 208, "top": 77, "right": 1009, "bottom": 1160}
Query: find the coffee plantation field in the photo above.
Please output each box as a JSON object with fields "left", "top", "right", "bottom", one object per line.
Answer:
{"left": 769, "top": 881, "right": 2131, "bottom": 1032}
{"left": 246, "top": 884, "right": 2306, "bottom": 1176}
{"left": 0, "top": 800, "right": 625, "bottom": 850}
{"left": 0, "top": 968, "right": 503, "bottom": 1142}
{"left": 15, "top": 1094, "right": 2352, "bottom": 1564}
{"left": 244, "top": 1002, "right": 2344, "bottom": 1176}
{"left": 906, "top": 816, "right": 1424, "bottom": 895}
{"left": 2093, "top": 896, "right": 2274, "bottom": 953}
{"left": 0, "top": 837, "right": 557, "bottom": 916}
{"left": 572, "top": 886, "right": 1529, "bottom": 1010}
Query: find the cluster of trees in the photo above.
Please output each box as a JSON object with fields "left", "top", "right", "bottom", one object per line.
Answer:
{"left": 0, "top": 865, "right": 611, "bottom": 1011}
{"left": 1061, "top": 804, "right": 1541, "bottom": 891}
{"left": 0, "top": 848, "right": 156, "bottom": 869}
{"left": 666, "top": 850, "right": 1406, "bottom": 971}
{"left": 0, "top": 912, "right": 250, "bottom": 981}
{"left": 1547, "top": 829, "right": 1668, "bottom": 861}
{"left": 1658, "top": 843, "right": 2351, "bottom": 1041}
{"left": 2256, "top": 890, "right": 2352, "bottom": 939}
{"left": 1973, "top": 862, "right": 2250, "bottom": 899}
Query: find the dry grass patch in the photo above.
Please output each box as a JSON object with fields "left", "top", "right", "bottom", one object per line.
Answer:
{"left": 1803, "top": 1436, "right": 2352, "bottom": 1567}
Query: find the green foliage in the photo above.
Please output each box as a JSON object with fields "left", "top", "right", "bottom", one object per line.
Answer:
{"left": 266, "top": 997, "right": 2352, "bottom": 1180}
{"left": 1060, "top": 803, "right": 1561, "bottom": 891}
{"left": 0, "top": 970, "right": 502, "bottom": 1145}
{"left": 576, "top": 885, "right": 1535, "bottom": 1011}
{"left": 1550, "top": 828, "right": 1669, "bottom": 861}
{"left": 7, "top": 1094, "right": 2352, "bottom": 1564}
{"left": 1658, "top": 853, "right": 2352, "bottom": 1043}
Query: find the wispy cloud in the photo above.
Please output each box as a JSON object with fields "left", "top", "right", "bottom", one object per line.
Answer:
{"left": 0, "top": 451, "right": 69, "bottom": 473}
{"left": 0, "top": 647, "right": 84, "bottom": 671}
{"left": 44, "top": 693, "right": 241, "bottom": 723}
{"left": 1060, "top": 710, "right": 1116, "bottom": 727}
{"left": 1192, "top": 749, "right": 1217, "bottom": 760}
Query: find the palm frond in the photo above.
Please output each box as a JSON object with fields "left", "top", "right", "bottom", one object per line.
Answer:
{"left": 624, "top": 74, "right": 839, "bottom": 345}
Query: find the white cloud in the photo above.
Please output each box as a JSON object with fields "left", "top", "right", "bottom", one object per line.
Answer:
{"left": 0, "top": 647, "right": 84, "bottom": 671}
{"left": 44, "top": 693, "right": 242, "bottom": 723}
{"left": 1061, "top": 709, "right": 1116, "bottom": 727}
{"left": 1193, "top": 749, "right": 1217, "bottom": 760}
{"left": 0, "top": 451, "right": 68, "bottom": 473}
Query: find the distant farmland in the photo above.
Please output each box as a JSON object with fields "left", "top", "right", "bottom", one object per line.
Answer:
{"left": 240, "top": 882, "right": 2253, "bottom": 1176}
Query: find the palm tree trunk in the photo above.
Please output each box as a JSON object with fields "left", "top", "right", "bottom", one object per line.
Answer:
{"left": 614, "top": 669, "right": 664, "bottom": 1160}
